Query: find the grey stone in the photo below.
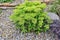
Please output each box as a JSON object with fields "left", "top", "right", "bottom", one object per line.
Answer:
{"left": 48, "top": 12, "right": 60, "bottom": 20}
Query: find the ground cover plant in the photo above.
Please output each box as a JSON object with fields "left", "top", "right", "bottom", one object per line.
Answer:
{"left": 10, "top": 0, "right": 52, "bottom": 34}
{"left": 48, "top": 0, "right": 60, "bottom": 17}
{"left": 0, "top": 0, "right": 14, "bottom": 3}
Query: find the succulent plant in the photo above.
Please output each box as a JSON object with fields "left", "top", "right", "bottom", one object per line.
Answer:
{"left": 10, "top": 0, "right": 52, "bottom": 33}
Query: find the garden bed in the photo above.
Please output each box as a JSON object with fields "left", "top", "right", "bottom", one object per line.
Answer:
{"left": 0, "top": 0, "right": 60, "bottom": 40}
{"left": 0, "top": 8, "right": 56, "bottom": 40}
{"left": 0, "top": 0, "right": 24, "bottom": 7}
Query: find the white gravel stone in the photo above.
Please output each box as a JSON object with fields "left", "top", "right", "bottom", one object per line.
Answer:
{"left": 48, "top": 12, "right": 60, "bottom": 20}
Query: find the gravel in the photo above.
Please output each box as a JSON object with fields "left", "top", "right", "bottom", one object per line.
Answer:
{"left": 0, "top": 8, "right": 56, "bottom": 40}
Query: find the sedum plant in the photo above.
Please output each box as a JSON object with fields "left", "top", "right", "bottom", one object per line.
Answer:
{"left": 10, "top": 0, "right": 52, "bottom": 33}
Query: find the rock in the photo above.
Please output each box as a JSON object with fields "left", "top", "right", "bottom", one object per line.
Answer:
{"left": 47, "top": 12, "right": 60, "bottom": 20}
